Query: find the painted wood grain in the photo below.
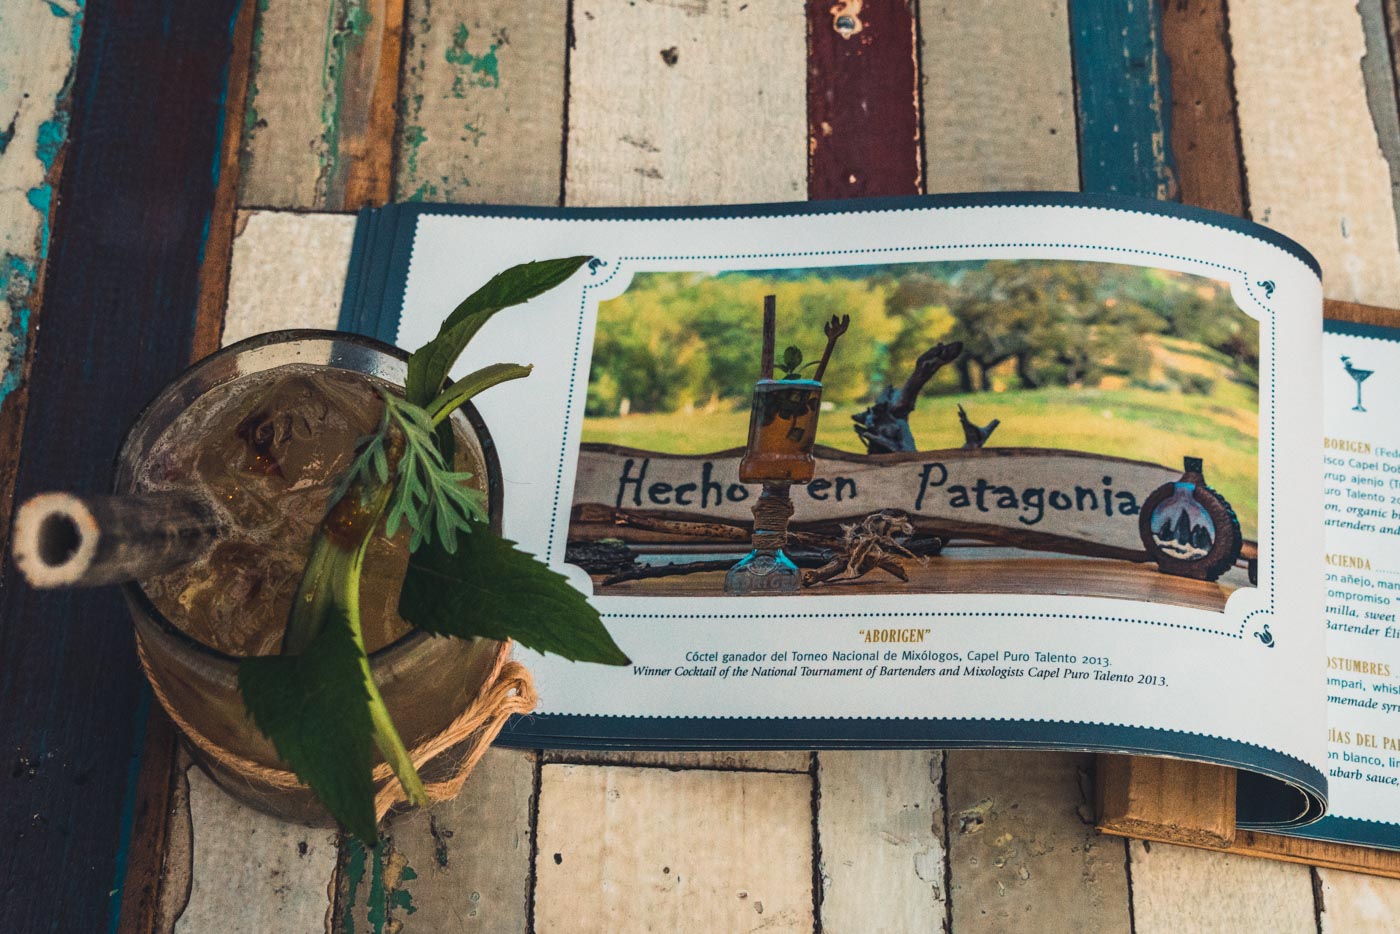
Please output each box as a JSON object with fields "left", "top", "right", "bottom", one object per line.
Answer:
{"left": 1068, "top": 0, "right": 1178, "bottom": 199}
{"left": 534, "top": 763, "right": 814, "bottom": 932}
{"left": 807, "top": 0, "right": 922, "bottom": 198}
{"left": 1128, "top": 839, "right": 1316, "bottom": 934}
{"left": 1096, "top": 754, "right": 1236, "bottom": 849}
{"left": 1360, "top": 0, "right": 1400, "bottom": 239}
{"left": 116, "top": 710, "right": 183, "bottom": 934}
{"left": 0, "top": 0, "right": 82, "bottom": 549}
{"left": 223, "top": 211, "right": 358, "bottom": 344}
{"left": 0, "top": 0, "right": 80, "bottom": 401}
{"left": 1159, "top": 0, "right": 1246, "bottom": 216}
{"left": 566, "top": 0, "right": 806, "bottom": 206}
{"left": 1316, "top": 867, "right": 1400, "bottom": 930}
{"left": 335, "top": 748, "right": 537, "bottom": 931}
{"left": 172, "top": 767, "right": 339, "bottom": 934}
{"left": 918, "top": 0, "right": 1078, "bottom": 193}
{"left": 945, "top": 751, "right": 1130, "bottom": 933}
{"left": 816, "top": 750, "right": 947, "bottom": 933}
{"left": 240, "top": 0, "right": 403, "bottom": 210}
{"left": 192, "top": 0, "right": 258, "bottom": 362}
{"left": 395, "top": 0, "right": 566, "bottom": 205}
{"left": 2, "top": 2, "right": 242, "bottom": 929}
{"left": 543, "top": 749, "right": 812, "bottom": 772}
{"left": 1232, "top": 0, "right": 1400, "bottom": 304}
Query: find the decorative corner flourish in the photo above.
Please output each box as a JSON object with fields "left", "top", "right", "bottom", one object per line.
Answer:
{"left": 588, "top": 258, "right": 608, "bottom": 276}
{"left": 1253, "top": 623, "right": 1275, "bottom": 648}
{"left": 1256, "top": 279, "right": 1275, "bottom": 299}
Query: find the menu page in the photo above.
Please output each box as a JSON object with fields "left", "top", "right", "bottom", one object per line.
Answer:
{"left": 354, "top": 195, "right": 1330, "bottom": 827}
{"left": 1307, "top": 317, "right": 1400, "bottom": 847}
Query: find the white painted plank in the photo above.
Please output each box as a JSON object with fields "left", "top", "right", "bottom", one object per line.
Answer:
{"left": 396, "top": 0, "right": 566, "bottom": 204}
{"left": 946, "top": 751, "right": 1131, "bottom": 933}
{"left": 534, "top": 763, "right": 814, "bottom": 932}
{"left": 0, "top": 0, "right": 81, "bottom": 397}
{"left": 366, "top": 748, "right": 537, "bottom": 930}
{"left": 565, "top": 0, "right": 807, "bottom": 206}
{"left": 816, "top": 750, "right": 947, "bottom": 933}
{"left": 1232, "top": 0, "right": 1400, "bottom": 304}
{"left": 919, "top": 0, "right": 1079, "bottom": 193}
{"left": 222, "top": 210, "right": 358, "bottom": 344}
{"left": 1317, "top": 867, "right": 1400, "bottom": 931}
{"left": 238, "top": 0, "right": 329, "bottom": 208}
{"left": 172, "top": 767, "right": 338, "bottom": 934}
{"left": 1128, "top": 839, "right": 1316, "bottom": 934}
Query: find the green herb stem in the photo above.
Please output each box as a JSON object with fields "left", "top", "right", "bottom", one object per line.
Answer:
{"left": 427, "top": 363, "right": 533, "bottom": 426}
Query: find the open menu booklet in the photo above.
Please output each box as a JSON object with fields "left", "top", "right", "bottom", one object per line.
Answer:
{"left": 337, "top": 193, "right": 1400, "bottom": 850}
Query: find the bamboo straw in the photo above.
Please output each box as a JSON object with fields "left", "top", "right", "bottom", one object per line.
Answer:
{"left": 12, "top": 491, "right": 223, "bottom": 588}
{"left": 759, "top": 294, "right": 776, "bottom": 380}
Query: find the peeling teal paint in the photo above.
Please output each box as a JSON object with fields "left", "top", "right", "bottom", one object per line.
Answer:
{"left": 340, "top": 838, "right": 417, "bottom": 933}
{"left": 391, "top": 865, "right": 418, "bottom": 915}
{"left": 35, "top": 117, "right": 67, "bottom": 170}
{"left": 402, "top": 123, "right": 426, "bottom": 177}
{"left": 1, "top": 255, "right": 38, "bottom": 401}
{"left": 445, "top": 23, "right": 500, "bottom": 97}
{"left": 1069, "top": 0, "right": 1178, "bottom": 200}
{"left": 0, "top": 1, "right": 84, "bottom": 406}
{"left": 341, "top": 837, "right": 368, "bottom": 934}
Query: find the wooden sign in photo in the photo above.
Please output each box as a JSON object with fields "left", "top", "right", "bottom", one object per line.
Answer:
{"left": 568, "top": 442, "right": 1257, "bottom": 608}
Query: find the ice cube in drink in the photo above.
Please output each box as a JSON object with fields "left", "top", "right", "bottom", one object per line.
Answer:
{"left": 135, "top": 364, "right": 488, "bottom": 657}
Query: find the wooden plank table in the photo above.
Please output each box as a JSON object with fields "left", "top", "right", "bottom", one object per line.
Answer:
{"left": 4, "top": 1, "right": 1400, "bottom": 931}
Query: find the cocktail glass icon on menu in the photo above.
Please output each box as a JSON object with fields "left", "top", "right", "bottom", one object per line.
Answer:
{"left": 1342, "top": 355, "right": 1374, "bottom": 412}
{"left": 724, "top": 296, "right": 847, "bottom": 596}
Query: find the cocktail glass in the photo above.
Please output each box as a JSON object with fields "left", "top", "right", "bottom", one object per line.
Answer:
{"left": 114, "top": 330, "right": 506, "bottom": 823}
{"left": 726, "top": 378, "right": 823, "bottom": 595}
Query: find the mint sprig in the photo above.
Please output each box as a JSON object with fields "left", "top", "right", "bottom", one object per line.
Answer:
{"left": 237, "top": 255, "right": 626, "bottom": 844}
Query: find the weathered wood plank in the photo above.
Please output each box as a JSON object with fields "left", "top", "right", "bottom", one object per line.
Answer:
{"left": 0, "top": 0, "right": 82, "bottom": 550}
{"left": 240, "top": 0, "right": 403, "bottom": 210}
{"left": 115, "top": 709, "right": 182, "bottom": 934}
{"left": 543, "top": 749, "right": 812, "bottom": 772}
{"left": 1159, "top": 0, "right": 1246, "bottom": 215}
{"left": 534, "top": 763, "right": 814, "bottom": 932}
{"left": 1360, "top": 0, "right": 1400, "bottom": 238}
{"left": 334, "top": 748, "right": 537, "bottom": 932}
{"left": 1, "top": 3, "right": 242, "bottom": 930}
{"left": 807, "top": 0, "right": 922, "bottom": 198}
{"left": 945, "top": 751, "right": 1130, "bottom": 933}
{"left": 1316, "top": 867, "right": 1400, "bottom": 930}
{"left": 1232, "top": 0, "right": 1400, "bottom": 303}
{"left": 566, "top": 0, "right": 807, "bottom": 206}
{"left": 1128, "top": 839, "right": 1316, "bottom": 934}
{"left": 1095, "top": 754, "right": 1236, "bottom": 849}
{"left": 816, "top": 750, "right": 947, "bottom": 932}
{"left": 395, "top": 0, "right": 566, "bottom": 204}
{"left": 172, "top": 768, "right": 339, "bottom": 934}
{"left": 223, "top": 211, "right": 358, "bottom": 344}
{"left": 1068, "top": 0, "right": 1178, "bottom": 199}
{"left": 192, "top": 0, "right": 258, "bottom": 362}
{"left": 918, "top": 0, "right": 1078, "bottom": 193}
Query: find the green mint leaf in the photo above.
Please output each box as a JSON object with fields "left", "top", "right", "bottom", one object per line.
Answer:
{"left": 782, "top": 345, "right": 803, "bottom": 371}
{"left": 239, "top": 607, "right": 379, "bottom": 844}
{"left": 405, "top": 257, "right": 591, "bottom": 406}
{"left": 399, "top": 523, "right": 630, "bottom": 665}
